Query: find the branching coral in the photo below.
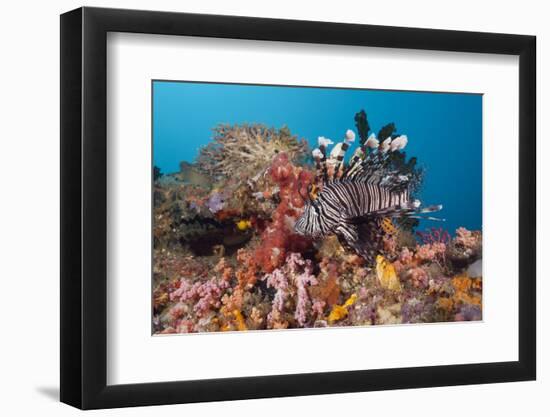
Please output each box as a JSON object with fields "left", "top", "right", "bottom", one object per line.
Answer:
{"left": 416, "top": 227, "right": 451, "bottom": 246}
{"left": 197, "top": 124, "right": 308, "bottom": 182}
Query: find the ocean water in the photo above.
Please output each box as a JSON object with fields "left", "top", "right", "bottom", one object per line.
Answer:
{"left": 153, "top": 80, "right": 482, "bottom": 234}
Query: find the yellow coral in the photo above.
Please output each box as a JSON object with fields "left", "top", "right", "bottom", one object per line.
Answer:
{"left": 233, "top": 309, "right": 248, "bottom": 331}
{"left": 236, "top": 219, "right": 252, "bottom": 231}
{"left": 376, "top": 255, "right": 401, "bottom": 291}
{"left": 328, "top": 293, "right": 357, "bottom": 323}
{"left": 343, "top": 293, "right": 357, "bottom": 308}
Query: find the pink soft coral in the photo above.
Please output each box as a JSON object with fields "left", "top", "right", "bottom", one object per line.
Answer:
{"left": 455, "top": 227, "right": 480, "bottom": 249}
{"left": 415, "top": 242, "right": 446, "bottom": 263}
{"left": 170, "top": 276, "right": 230, "bottom": 317}
{"left": 289, "top": 253, "right": 318, "bottom": 326}
{"left": 406, "top": 267, "right": 429, "bottom": 288}
{"left": 265, "top": 268, "right": 288, "bottom": 316}
{"left": 263, "top": 252, "right": 318, "bottom": 327}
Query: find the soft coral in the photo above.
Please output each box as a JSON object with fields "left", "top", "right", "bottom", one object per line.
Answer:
{"left": 254, "top": 153, "right": 314, "bottom": 272}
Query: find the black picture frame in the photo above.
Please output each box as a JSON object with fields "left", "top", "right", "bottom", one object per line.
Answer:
{"left": 60, "top": 6, "right": 536, "bottom": 410}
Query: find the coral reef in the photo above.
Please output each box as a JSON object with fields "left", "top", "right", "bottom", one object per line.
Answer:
{"left": 153, "top": 116, "right": 483, "bottom": 334}
{"left": 197, "top": 123, "right": 308, "bottom": 185}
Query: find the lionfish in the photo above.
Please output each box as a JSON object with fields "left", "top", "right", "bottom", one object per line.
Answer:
{"left": 294, "top": 127, "right": 442, "bottom": 263}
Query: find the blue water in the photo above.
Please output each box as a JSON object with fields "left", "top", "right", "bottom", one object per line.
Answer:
{"left": 153, "top": 81, "right": 482, "bottom": 234}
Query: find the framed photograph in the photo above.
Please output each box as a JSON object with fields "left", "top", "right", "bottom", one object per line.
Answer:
{"left": 60, "top": 6, "right": 536, "bottom": 409}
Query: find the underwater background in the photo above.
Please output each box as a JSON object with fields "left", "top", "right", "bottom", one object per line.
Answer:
{"left": 152, "top": 80, "right": 483, "bottom": 334}
{"left": 153, "top": 81, "right": 482, "bottom": 234}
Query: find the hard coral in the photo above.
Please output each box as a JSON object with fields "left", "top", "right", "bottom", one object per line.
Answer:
{"left": 197, "top": 124, "right": 308, "bottom": 183}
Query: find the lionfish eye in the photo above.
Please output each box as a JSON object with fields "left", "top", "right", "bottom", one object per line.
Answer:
{"left": 308, "top": 183, "right": 319, "bottom": 201}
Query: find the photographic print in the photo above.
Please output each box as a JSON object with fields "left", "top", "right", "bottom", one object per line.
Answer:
{"left": 152, "top": 81, "right": 482, "bottom": 334}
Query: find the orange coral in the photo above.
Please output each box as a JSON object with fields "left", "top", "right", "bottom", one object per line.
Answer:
{"left": 235, "top": 249, "right": 258, "bottom": 289}
{"left": 310, "top": 258, "right": 340, "bottom": 306}
{"left": 233, "top": 310, "right": 248, "bottom": 331}
{"left": 437, "top": 297, "right": 454, "bottom": 312}
{"left": 221, "top": 287, "right": 244, "bottom": 315}
{"left": 451, "top": 274, "right": 482, "bottom": 306}
{"left": 215, "top": 257, "right": 234, "bottom": 282}
{"left": 452, "top": 275, "right": 472, "bottom": 292}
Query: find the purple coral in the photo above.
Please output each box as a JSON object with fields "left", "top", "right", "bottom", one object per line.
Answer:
{"left": 455, "top": 304, "right": 482, "bottom": 321}
{"left": 290, "top": 255, "right": 318, "bottom": 326}
{"left": 171, "top": 276, "right": 229, "bottom": 317}
{"left": 207, "top": 192, "right": 225, "bottom": 213}
{"left": 401, "top": 298, "right": 431, "bottom": 323}
{"left": 416, "top": 227, "right": 451, "bottom": 246}
{"left": 263, "top": 252, "right": 318, "bottom": 327}
{"left": 264, "top": 268, "right": 289, "bottom": 316}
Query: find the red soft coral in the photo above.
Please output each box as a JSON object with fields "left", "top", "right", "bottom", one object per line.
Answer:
{"left": 253, "top": 153, "right": 314, "bottom": 272}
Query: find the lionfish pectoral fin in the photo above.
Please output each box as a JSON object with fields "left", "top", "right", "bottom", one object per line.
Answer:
{"left": 335, "top": 221, "right": 379, "bottom": 264}
{"left": 355, "top": 203, "right": 443, "bottom": 220}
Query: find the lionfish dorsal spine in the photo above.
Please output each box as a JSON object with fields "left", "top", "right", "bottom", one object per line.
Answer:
{"left": 297, "top": 121, "right": 442, "bottom": 262}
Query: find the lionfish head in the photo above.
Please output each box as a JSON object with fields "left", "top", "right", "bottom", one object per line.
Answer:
{"left": 294, "top": 200, "right": 322, "bottom": 238}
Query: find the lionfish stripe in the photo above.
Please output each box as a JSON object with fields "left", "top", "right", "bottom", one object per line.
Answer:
{"left": 294, "top": 129, "right": 443, "bottom": 263}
